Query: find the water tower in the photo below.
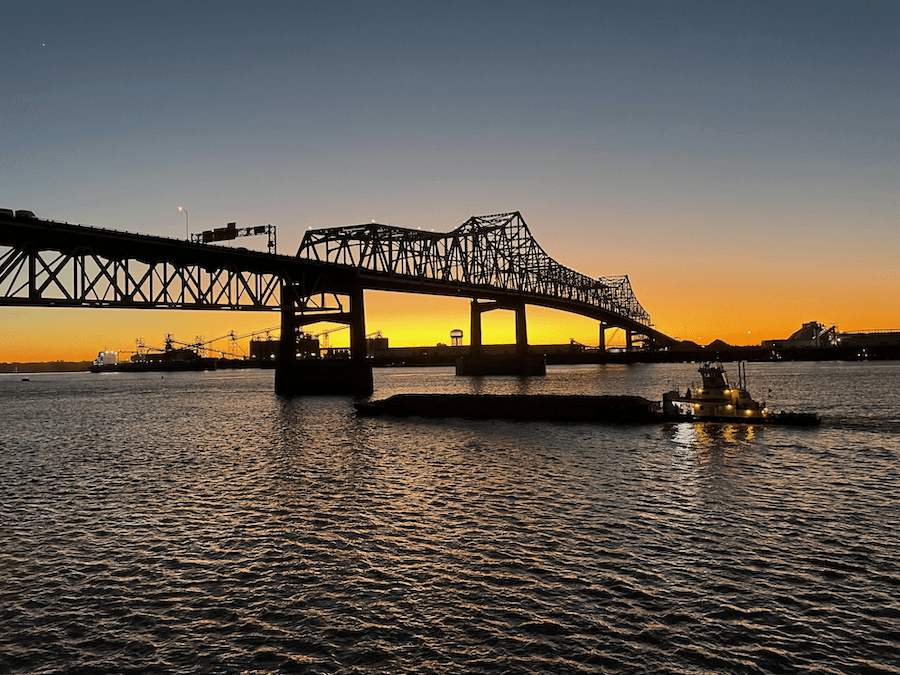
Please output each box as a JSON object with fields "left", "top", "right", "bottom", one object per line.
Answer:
{"left": 450, "top": 329, "right": 464, "bottom": 347}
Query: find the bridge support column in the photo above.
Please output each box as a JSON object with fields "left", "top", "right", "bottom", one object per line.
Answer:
{"left": 626, "top": 330, "right": 633, "bottom": 352}
{"left": 276, "top": 286, "right": 298, "bottom": 370}
{"left": 275, "top": 282, "right": 373, "bottom": 396}
{"left": 458, "top": 299, "right": 544, "bottom": 376}
{"left": 470, "top": 300, "right": 483, "bottom": 359}
{"left": 598, "top": 323, "right": 607, "bottom": 351}
{"left": 349, "top": 285, "right": 367, "bottom": 365}
{"left": 515, "top": 302, "right": 528, "bottom": 358}
{"left": 469, "top": 300, "right": 528, "bottom": 355}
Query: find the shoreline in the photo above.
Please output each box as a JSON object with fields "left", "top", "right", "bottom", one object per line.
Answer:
{"left": 6, "top": 344, "right": 900, "bottom": 375}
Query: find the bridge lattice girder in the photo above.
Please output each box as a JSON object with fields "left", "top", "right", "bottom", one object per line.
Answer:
{"left": 0, "top": 217, "right": 322, "bottom": 311}
{"left": 0, "top": 246, "right": 285, "bottom": 309}
{"left": 297, "top": 211, "right": 652, "bottom": 327}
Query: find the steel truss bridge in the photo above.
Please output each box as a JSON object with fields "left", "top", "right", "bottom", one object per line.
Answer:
{"left": 0, "top": 209, "right": 672, "bottom": 392}
{"left": 296, "top": 211, "right": 651, "bottom": 328}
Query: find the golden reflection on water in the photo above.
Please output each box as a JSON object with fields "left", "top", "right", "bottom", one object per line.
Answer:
{"left": 668, "top": 422, "right": 756, "bottom": 450}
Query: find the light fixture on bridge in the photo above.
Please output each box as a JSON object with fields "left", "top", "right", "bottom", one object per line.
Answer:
{"left": 177, "top": 206, "right": 188, "bottom": 239}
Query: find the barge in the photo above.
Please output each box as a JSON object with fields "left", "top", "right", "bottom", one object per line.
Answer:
{"left": 356, "top": 363, "right": 820, "bottom": 426}
{"left": 356, "top": 393, "right": 660, "bottom": 423}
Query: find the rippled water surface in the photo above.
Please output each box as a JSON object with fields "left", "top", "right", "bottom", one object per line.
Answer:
{"left": 2, "top": 362, "right": 899, "bottom": 674}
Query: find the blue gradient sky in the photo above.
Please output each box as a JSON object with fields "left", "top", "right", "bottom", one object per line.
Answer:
{"left": 2, "top": 0, "right": 898, "bottom": 359}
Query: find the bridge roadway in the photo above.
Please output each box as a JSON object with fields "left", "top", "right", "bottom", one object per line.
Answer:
{"left": 0, "top": 210, "right": 673, "bottom": 393}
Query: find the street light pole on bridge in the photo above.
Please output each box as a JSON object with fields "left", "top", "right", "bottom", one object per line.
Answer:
{"left": 177, "top": 206, "right": 189, "bottom": 239}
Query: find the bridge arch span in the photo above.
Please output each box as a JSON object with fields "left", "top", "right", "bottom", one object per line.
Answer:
{"left": 296, "top": 211, "right": 671, "bottom": 346}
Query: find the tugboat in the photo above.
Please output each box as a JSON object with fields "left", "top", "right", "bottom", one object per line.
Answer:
{"left": 662, "top": 362, "right": 819, "bottom": 425}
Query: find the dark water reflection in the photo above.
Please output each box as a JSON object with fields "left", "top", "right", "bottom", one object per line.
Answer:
{"left": 1, "top": 363, "right": 899, "bottom": 674}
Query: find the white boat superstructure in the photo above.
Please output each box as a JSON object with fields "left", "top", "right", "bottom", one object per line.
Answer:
{"left": 664, "top": 362, "right": 767, "bottom": 421}
{"left": 663, "top": 361, "right": 820, "bottom": 425}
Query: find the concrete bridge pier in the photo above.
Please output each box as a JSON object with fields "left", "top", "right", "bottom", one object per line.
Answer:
{"left": 275, "top": 284, "right": 374, "bottom": 396}
{"left": 515, "top": 301, "right": 528, "bottom": 358}
{"left": 469, "top": 299, "right": 483, "bottom": 359}
{"left": 599, "top": 324, "right": 641, "bottom": 352}
{"left": 457, "top": 299, "right": 545, "bottom": 376}
{"left": 468, "top": 299, "right": 529, "bottom": 355}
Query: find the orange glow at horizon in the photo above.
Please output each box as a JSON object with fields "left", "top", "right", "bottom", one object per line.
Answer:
{"left": 2, "top": 278, "right": 898, "bottom": 364}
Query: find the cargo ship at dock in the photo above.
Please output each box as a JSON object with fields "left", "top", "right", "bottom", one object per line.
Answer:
{"left": 89, "top": 331, "right": 323, "bottom": 373}
{"left": 89, "top": 334, "right": 277, "bottom": 373}
{"left": 90, "top": 336, "right": 219, "bottom": 373}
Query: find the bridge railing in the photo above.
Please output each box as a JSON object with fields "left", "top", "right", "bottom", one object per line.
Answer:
{"left": 297, "top": 211, "right": 651, "bottom": 326}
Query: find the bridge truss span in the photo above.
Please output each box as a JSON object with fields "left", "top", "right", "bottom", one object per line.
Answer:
{"left": 297, "top": 211, "right": 652, "bottom": 327}
{"left": 0, "top": 217, "right": 291, "bottom": 311}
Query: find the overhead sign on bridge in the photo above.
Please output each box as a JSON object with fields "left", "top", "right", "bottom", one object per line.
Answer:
{"left": 200, "top": 222, "right": 238, "bottom": 243}
{"left": 194, "top": 222, "right": 276, "bottom": 253}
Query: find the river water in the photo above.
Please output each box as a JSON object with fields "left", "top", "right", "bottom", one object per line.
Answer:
{"left": 1, "top": 362, "right": 898, "bottom": 674}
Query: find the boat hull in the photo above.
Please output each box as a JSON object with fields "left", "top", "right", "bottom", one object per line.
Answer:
{"left": 663, "top": 412, "right": 820, "bottom": 426}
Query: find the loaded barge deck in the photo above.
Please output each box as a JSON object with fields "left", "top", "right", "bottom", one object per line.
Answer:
{"left": 356, "top": 394, "right": 662, "bottom": 423}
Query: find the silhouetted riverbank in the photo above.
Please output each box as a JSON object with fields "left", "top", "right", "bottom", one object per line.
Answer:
{"left": 2, "top": 361, "right": 92, "bottom": 374}
{"left": 368, "top": 344, "right": 900, "bottom": 367}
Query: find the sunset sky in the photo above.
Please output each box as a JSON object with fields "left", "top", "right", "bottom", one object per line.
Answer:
{"left": 2, "top": 0, "right": 898, "bottom": 361}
